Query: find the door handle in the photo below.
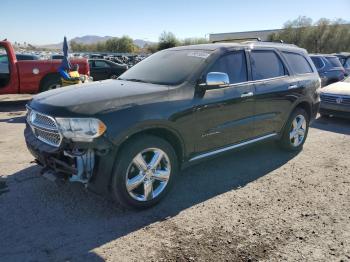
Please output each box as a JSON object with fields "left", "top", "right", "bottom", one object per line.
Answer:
{"left": 241, "top": 91, "right": 254, "bottom": 98}
{"left": 288, "top": 84, "right": 299, "bottom": 89}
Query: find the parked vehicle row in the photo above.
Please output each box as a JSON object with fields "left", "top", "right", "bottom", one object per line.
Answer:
{"left": 24, "top": 41, "right": 320, "bottom": 209}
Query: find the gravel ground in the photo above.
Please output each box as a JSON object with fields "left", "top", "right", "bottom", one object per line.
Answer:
{"left": 0, "top": 102, "right": 349, "bottom": 262}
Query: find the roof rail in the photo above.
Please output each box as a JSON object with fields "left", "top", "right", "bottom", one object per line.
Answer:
{"left": 242, "top": 40, "right": 297, "bottom": 47}
{"left": 212, "top": 37, "right": 261, "bottom": 43}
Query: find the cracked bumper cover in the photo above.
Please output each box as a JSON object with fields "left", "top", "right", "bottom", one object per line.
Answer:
{"left": 24, "top": 124, "right": 117, "bottom": 196}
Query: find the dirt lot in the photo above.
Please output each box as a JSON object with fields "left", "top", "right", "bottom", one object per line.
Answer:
{"left": 0, "top": 102, "right": 349, "bottom": 262}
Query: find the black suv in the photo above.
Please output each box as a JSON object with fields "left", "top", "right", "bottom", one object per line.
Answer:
{"left": 25, "top": 42, "right": 320, "bottom": 209}
{"left": 310, "top": 54, "right": 345, "bottom": 86}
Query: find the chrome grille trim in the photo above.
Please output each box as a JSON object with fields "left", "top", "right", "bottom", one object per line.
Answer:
{"left": 320, "top": 93, "right": 350, "bottom": 105}
{"left": 26, "top": 106, "right": 62, "bottom": 147}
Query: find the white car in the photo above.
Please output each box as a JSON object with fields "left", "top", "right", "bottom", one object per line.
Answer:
{"left": 320, "top": 77, "right": 350, "bottom": 118}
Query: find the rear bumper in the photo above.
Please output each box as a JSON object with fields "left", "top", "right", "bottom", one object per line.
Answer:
{"left": 24, "top": 125, "right": 117, "bottom": 196}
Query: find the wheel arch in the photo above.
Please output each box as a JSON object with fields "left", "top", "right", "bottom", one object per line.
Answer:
{"left": 293, "top": 100, "right": 312, "bottom": 119}
{"left": 39, "top": 72, "right": 61, "bottom": 92}
{"left": 115, "top": 125, "right": 186, "bottom": 165}
{"left": 280, "top": 100, "right": 312, "bottom": 136}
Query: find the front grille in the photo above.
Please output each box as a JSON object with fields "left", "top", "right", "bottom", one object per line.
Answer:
{"left": 320, "top": 94, "right": 350, "bottom": 105}
{"left": 26, "top": 107, "right": 62, "bottom": 147}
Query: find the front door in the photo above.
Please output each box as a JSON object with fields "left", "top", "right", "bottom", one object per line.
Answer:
{"left": 194, "top": 50, "right": 255, "bottom": 155}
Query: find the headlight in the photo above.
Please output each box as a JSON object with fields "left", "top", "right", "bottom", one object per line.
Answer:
{"left": 55, "top": 118, "right": 106, "bottom": 142}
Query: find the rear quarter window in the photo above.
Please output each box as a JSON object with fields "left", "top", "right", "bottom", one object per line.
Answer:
{"left": 283, "top": 52, "right": 313, "bottom": 74}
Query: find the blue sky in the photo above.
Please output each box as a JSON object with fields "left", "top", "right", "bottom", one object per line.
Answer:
{"left": 1, "top": 0, "right": 349, "bottom": 45}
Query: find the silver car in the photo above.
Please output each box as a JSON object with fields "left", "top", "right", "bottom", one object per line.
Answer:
{"left": 320, "top": 77, "right": 350, "bottom": 118}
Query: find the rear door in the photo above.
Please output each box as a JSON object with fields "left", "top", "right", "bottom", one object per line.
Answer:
{"left": 249, "top": 49, "right": 298, "bottom": 137}
{"left": 194, "top": 50, "right": 255, "bottom": 154}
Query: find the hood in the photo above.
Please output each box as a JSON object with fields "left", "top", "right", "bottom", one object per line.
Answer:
{"left": 29, "top": 79, "right": 169, "bottom": 116}
{"left": 321, "top": 81, "right": 350, "bottom": 96}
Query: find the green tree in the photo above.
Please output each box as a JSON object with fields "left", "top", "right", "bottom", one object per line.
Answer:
{"left": 158, "top": 31, "right": 179, "bottom": 50}
{"left": 181, "top": 37, "right": 209, "bottom": 46}
{"left": 269, "top": 16, "right": 350, "bottom": 53}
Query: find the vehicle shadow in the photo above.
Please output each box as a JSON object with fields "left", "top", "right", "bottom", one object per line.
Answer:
{"left": 311, "top": 116, "right": 350, "bottom": 135}
{"left": 0, "top": 100, "right": 28, "bottom": 112}
{"left": 0, "top": 115, "right": 26, "bottom": 123}
{"left": 0, "top": 142, "right": 298, "bottom": 261}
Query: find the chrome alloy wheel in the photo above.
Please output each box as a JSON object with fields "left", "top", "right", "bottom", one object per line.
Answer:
{"left": 289, "top": 114, "right": 306, "bottom": 147}
{"left": 126, "top": 148, "right": 171, "bottom": 202}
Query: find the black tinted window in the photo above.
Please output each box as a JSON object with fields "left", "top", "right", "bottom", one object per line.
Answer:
{"left": 251, "top": 50, "right": 286, "bottom": 80}
{"left": 310, "top": 57, "right": 324, "bottom": 69}
{"left": 283, "top": 52, "right": 313, "bottom": 74}
{"left": 208, "top": 51, "right": 247, "bottom": 84}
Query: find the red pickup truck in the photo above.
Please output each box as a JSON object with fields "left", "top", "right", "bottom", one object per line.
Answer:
{"left": 0, "top": 41, "right": 90, "bottom": 94}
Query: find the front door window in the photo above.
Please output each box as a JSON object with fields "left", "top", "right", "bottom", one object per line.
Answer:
{"left": 0, "top": 46, "right": 10, "bottom": 88}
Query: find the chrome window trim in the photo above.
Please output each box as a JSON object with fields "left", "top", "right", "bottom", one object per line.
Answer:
{"left": 189, "top": 133, "right": 277, "bottom": 162}
{"left": 206, "top": 75, "right": 291, "bottom": 91}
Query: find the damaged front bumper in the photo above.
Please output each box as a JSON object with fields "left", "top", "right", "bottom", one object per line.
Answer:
{"left": 24, "top": 124, "right": 117, "bottom": 195}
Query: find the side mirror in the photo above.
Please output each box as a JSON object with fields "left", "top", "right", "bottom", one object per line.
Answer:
{"left": 205, "top": 72, "right": 230, "bottom": 89}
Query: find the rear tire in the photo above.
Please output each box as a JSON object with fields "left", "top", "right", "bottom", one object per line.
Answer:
{"left": 40, "top": 74, "right": 61, "bottom": 92}
{"left": 110, "top": 135, "right": 178, "bottom": 209}
{"left": 279, "top": 108, "right": 309, "bottom": 151}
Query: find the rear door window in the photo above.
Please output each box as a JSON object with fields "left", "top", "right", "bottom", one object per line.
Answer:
{"left": 207, "top": 51, "right": 247, "bottom": 84}
{"left": 250, "top": 50, "right": 287, "bottom": 81}
{"left": 283, "top": 52, "right": 313, "bottom": 74}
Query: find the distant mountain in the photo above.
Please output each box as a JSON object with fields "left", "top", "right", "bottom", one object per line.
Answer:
{"left": 71, "top": 35, "right": 114, "bottom": 45}
{"left": 40, "top": 35, "right": 154, "bottom": 50}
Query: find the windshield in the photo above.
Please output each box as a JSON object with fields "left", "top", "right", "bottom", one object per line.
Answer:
{"left": 118, "top": 49, "right": 211, "bottom": 85}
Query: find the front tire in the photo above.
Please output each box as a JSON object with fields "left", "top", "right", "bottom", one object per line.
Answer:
{"left": 279, "top": 108, "right": 309, "bottom": 151}
{"left": 111, "top": 135, "right": 178, "bottom": 209}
